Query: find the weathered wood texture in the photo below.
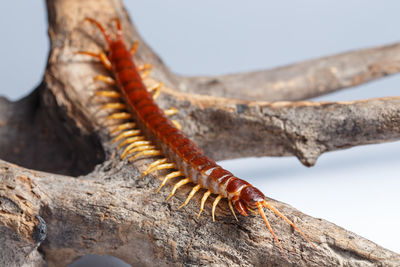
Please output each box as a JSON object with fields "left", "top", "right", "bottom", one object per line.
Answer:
{"left": 0, "top": 0, "right": 399, "bottom": 266}
{"left": 180, "top": 43, "right": 400, "bottom": 101}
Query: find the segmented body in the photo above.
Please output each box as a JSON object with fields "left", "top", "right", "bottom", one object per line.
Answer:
{"left": 79, "top": 18, "right": 316, "bottom": 259}
{"left": 109, "top": 36, "right": 262, "bottom": 216}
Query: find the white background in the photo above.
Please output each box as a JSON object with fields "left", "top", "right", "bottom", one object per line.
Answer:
{"left": 0, "top": 1, "right": 399, "bottom": 261}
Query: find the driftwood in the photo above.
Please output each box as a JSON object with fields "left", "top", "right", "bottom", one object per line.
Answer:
{"left": 0, "top": 0, "right": 399, "bottom": 266}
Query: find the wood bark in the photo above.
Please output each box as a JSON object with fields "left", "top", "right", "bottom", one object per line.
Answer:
{"left": 0, "top": 0, "right": 399, "bottom": 266}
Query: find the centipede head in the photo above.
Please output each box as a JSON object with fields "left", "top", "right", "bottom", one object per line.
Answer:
{"left": 235, "top": 186, "right": 317, "bottom": 261}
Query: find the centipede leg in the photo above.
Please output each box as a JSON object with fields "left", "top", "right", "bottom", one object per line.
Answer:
{"left": 228, "top": 200, "right": 239, "bottom": 221}
{"left": 94, "top": 75, "right": 116, "bottom": 85}
{"left": 212, "top": 195, "right": 222, "bottom": 222}
{"left": 130, "top": 41, "right": 139, "bottom": 55}
{"left": 140, "top": 70, "right": 151, "bottom": 79}
{"left": 95, "top": 90, "right": 122, "bottom": 98}
{"left": 128, "top": 150, "right": 162, "bottom": 161}
{"left": 137, "top": 63, "right": 153, "bottom": 72}
{"left": 112, "top": 129, "right": 141, "bottom": 144}
{"left": 76, "top": 51, "right": 112, "bottom": 70}
{"left": 122, "top": 145, "right": 156, "bottom": 159}
{"left": 139, "top": 162, "right": 176, "bottom": 175}
{"left": 117, "top": 136, "right": 146, "bottom": 149}
{"left": 138, "top": 158, "right": 168, "bottom": 178}
{"left": 106, "top": 113, "right": 133, "bottom": 122}
{"left": 100, "top": 103, "right": 127, "bottom": 110}
{"left": 178, "top": 184, "right": 201, "bottom": 209}
{"left": 171, "top": 120, "right": 182, "bottom": 130}
{"left": 164, "top": 107, "right": 179, "bottom": 116}
{"left": 156, "top": 171, "right": 183, "bottom": 193}
{"left": 197, "top": 190, "right": 211, "bottom": 218}
{"left": 121, "top": 141, "right": 152, "bottom": 159}
{"left": 148, "top": 83, "right": 163, "bottom": 100}
{"left": 166, "top": 178, "right": 190, "bottom": 201}
{"left": 110, "top": 122, "right": 136, "bottom": 134}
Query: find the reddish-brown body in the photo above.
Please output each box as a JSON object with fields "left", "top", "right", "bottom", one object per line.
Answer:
{"left": 107, "top": 38, "right": 264, "bottom": 216}
{"left": 80, "top": 18, "right": 316, "bottom": 260}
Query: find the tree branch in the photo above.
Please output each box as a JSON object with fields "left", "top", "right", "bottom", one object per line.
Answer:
{"left": 178, "top": 43, "right": 400, "bottom": 101}
{"left": 0, "top": 0, "right": 399, "bottom": 266}
{"left": 159, "top": 88, "right": 400, "bottom": 166}
{"left": 1, "top": 159, "right": 399, "bottom": 266}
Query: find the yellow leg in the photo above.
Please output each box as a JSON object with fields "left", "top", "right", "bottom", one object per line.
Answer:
{"left": 117, "top": 136, "right": 146, "bottom": 149}
{"left": 171, "top": 120, "right": 182, "bottom": 130}
{"left": 197, "top": 190, "right": 211, "bottom": 218}
{"left": 141, "top": 163, "right": 176, "bottom": 175}
{"left": 228, "top": 200, "right": 238, "bottom": 221}
{"left": 128, "top": 150, "right": 162, "bottom": 161}
{"left": 247, "top": 207, "right": 258, "bottom": 215}
{"left": 138, "top": 158, "right": 168, "bottom": 179}
{"left": 130, "top": 41, "right": 139, "bottom": 55}
{"left": 148, "top": 83, "right": 163, "bottom": 100}
{"left": 137, "top": 63, "right": 153, "bottom": 72}
{"left": 94, "top": 75, "right": 116, "bottom": 85}
{"left": 112, "top": 129, "right": 141, "bottom": 144}
{"left": 106, "top": 112, "right": 132, "bottom": 121}
{"left": 148, "top": 82, "right": 163, "bottom": 93}
{"left": 121, "top": 145, "right": 155, "bottom": 159}
{"left": 110, "top": 122, "right": 136, "bottom": 134}
{"left": 178, "top": 184, "right": 201, "bottom": 209}
{"left": 95, "top": 90, "right": 121, "bottom": 98}
{"left": 121, "top": 140, "right": 152, "bottom": 157}
{"left": 156, "top": 171, "right": 183, "bottom": 193}
{"left": 76, "top": 50, "right": 112, "bottom": 70}
{"left": 166, "top": 178, "right": 190, "bottom": 201}
{"left": 100, "top": 103, "right": 126, "bottom": 110}
{"left": 164, "top": 107, "right": 179, "bottom": 116}
{"left": 212, "top": 195, "right": 222, "bottom": 222}
{"left": 152, "top": 87, "right": 161, "bottom": 100}
{"left": 140, "top": 70, "right": 151, "bottom": 79}
{"left": 140, "top": 158, "right": 167, "bottom": 175}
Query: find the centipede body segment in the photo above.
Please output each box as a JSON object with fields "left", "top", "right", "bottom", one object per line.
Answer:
{"left": 78, "top": 17, "right": 317, "bottom": 260}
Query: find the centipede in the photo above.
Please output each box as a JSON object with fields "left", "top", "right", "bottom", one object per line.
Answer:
{"left": 78, "top": 17, "right": 317, "bottom": 260}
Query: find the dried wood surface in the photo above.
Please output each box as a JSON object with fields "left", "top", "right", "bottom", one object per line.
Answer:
{"left": 0, "top": 0, "right": 399, "bottom": 266}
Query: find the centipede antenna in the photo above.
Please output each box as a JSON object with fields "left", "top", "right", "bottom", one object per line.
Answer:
{"left": 85, "top": 18, "right": 112, "bottom": 44}
{"left": 256, "top": 202, "right": 289, "bottom": 262}
{"left": 263, "top": 201, "right": 317, "bottom": 250}
{"left": 113, "top": 18, "right": 123, "bottom": 39}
